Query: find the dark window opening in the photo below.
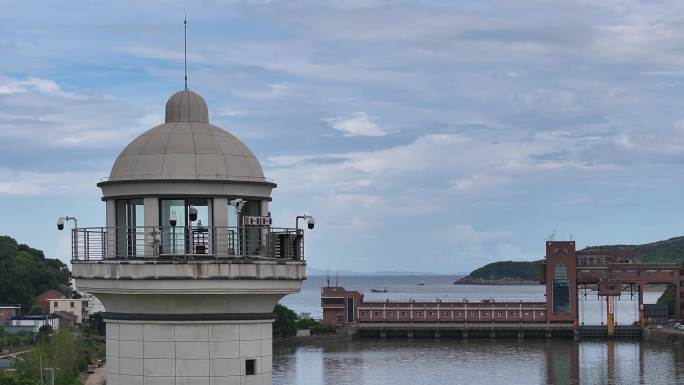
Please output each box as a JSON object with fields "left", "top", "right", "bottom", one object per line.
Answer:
{"left": 347, "top": 298, "right": 354, "bottom": 323}
{"left": 245, "top": 359, "right": 256, "bottom": 376}
{"left": 321, "top": 298, "right": 345, "bottom": 305}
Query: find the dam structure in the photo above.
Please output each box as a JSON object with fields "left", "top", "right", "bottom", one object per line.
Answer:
{"left": 70, "top": 89, "right": 308, "bottom": 385}
{"left": 323, "top": 241, "right": 683, "bottom": 339}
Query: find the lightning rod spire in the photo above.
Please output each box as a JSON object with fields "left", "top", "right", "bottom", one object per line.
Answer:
{"left": 184, "top": 13, "right": 188, "bottom": 90}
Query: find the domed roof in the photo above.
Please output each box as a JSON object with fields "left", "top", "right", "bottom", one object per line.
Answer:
{"left": 108, "top": 90, "right": 265, "bottom": 182}
{"left": 165, "top": 90, "right": 209, "bottom": 123}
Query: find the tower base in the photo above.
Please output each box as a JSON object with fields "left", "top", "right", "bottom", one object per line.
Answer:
{"left": 105, "top": 318, "right": 273, "bottom": 385}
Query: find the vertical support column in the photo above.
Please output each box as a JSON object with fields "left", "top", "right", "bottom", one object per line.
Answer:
{"left": 213, "top": 197, "right": 229, "bottom": 256}
{"left": 638, "top": 282, "right": 644, "bottom": 326}
{"left": 143, "top": 197, "right": 159, "bottom": 257}
{"left": 607, "top": 339, "right": 615, "bottom": 380}
{"left": 675, "top": 283, "right": 681, "bottom": 322}
{"left": 260, "top": 200, "right": 270, "bottom": 254}
{"left": 606, "top": 296, "right": 615, "bottom": 337}
{"left": 105, "top": 200, "right": 117, "bottom": 259}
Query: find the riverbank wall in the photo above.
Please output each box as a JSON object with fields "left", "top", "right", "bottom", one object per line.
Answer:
{"left": 273, "top": 332, "right": 354, "bottom": 345}
{"left": 642, "top": 327, "right": 684, "bottom": 344}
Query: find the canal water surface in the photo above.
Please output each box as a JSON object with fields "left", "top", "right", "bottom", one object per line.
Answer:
{"left": 273, "top": 338, "right": 684, "bottom": 385}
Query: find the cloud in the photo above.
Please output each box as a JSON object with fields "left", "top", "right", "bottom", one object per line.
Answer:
{"left": 444, "top": 224, "right": 512, "bottom": 244}
{"left": 325, "top": 112, "right": 387, "bottom": 137}
{"left": 451, "top": 174, "right": 511, "bottom": 192}
{"left": 5, "top": 1, "right": 684, "bottom": 272}
{"left": 0, "top": 169, "right": 100, "bottom": 197}
{"left": 0, "top": 76, "right": 150, "bottom": 148}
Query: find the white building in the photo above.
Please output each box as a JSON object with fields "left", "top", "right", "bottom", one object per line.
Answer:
{"left": 10, "top": 315, "right": 60, "bottom": 333}
{"left": 70, "top": 88, "right": 309, "bottom": 385}
{"left": 50, "top": 299, "right": 89, "bottom": 324}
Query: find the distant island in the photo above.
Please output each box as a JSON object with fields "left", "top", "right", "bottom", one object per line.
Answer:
{"left": 454, "top": 260, "right": 542, "bottom": 285}
{"left": 456, "top": 236, "right": 684, "bottom": 285}
{"left": 307, "top": 267, "right": 462, "bottom": 276}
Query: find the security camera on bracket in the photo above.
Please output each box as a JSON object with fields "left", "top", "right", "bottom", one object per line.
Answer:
{"left": 296, "top": 215, "right": 315, "bottom": 230}
{"left": 56, "top": 216, "right": 78, "bottom": 231}
{"left": 230, "top": 198, "right": 246, "bottom": 213}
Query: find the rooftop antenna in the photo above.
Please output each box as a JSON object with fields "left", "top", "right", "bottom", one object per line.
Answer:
{"left": 547, "top": 229, "right": 556, "bottom": 241}
{"left": 326, "top": 268, "right": 330, "bottom": 288}
{"left": 184, "top": 13, "right": 188, "bottom": 90}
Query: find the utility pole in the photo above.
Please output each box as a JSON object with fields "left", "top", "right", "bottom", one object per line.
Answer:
{"left": 43, "top": 367, "right": 58, "bottom": 385}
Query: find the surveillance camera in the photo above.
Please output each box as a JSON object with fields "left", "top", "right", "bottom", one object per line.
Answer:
{"left": 189, "top": 206, "right": 198, "bottom": 222}
{"left": 307, "top": 217, "right": 315, "bottom": 230}
{"left": 57, "top": 218, "right": 65, "bottom": 231}
{"left": 231, "top": 198, "right": 245, "bottom": 213}
{"left": 170, "top": 210, "right": 178, "bottom": 227}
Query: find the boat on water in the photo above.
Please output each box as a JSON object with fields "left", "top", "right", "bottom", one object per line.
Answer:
{"left": 418, "top": 282, "right": 425, "bottom": 286}
{"left": 371, "top": 286, "right": 388, "bottom": 293}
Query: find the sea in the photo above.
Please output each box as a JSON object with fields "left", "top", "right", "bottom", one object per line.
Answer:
{"left": 273, "top": 275, "right": 684, "bottom": 385}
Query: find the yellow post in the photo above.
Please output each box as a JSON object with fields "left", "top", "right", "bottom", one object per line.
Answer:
{"left": 607, "top": 296, "right": 615, "bottom": 337}
{"left": 638, "top": 283, "right": 645, "bottom": 326}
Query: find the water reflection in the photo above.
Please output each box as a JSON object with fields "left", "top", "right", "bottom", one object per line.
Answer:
{"left": 273, "top": 339, "right": 684, "bottom": 385}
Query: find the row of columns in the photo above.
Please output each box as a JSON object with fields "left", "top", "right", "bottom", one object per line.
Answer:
{"left": 378, "top": 329, "right": 548, "bottom": 339}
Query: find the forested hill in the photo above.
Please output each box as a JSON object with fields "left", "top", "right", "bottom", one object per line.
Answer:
{"left": 456, "top": 236, "right": 684, "bottom": 285}
{"left": 454, "top": 260, "right": 542, "bottom": 284}
{"left": 582, "top": 236, "right": 684, "bottom": 264}
{"left": 0, "top": 235, "right": 71, "bottom": 311}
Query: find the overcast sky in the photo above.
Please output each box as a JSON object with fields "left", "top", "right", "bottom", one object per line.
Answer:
{"left": 2, "top": 0, "right": 684, "bottom": 273}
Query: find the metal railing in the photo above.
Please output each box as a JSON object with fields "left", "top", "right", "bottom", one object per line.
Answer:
{"left": 71, "top": 226, "right": 304, "bottom": 261}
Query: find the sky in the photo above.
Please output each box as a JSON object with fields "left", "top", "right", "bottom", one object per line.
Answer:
{"left": 2, "top": 0, "right": 684, "bottom": 274}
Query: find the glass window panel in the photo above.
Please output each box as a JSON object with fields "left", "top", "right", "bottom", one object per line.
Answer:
{"left": 553, "top": 263, "right": 570, "bottom": 314}
{"left": 161, "top": 199, "right": 186, "bottom": 255}
{"left": 116, "top": 199, "right": 144, "bottom": 257}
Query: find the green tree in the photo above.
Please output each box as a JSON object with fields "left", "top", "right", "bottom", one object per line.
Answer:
{"left": 26, "top": 305, "right": 42, "bottom": 316}
{"left": 87, "top": 312, "right": 105, "bottom": 336}
{"left": 295, "top": 313, "right": 317, "bottom": 330}
{"left": 0, "top": 371, "right": 39, "bottom": 385}
{"left": 272, "top": 304, "right": 297, "bottom": 337}
{"left": 15, "top": 329, "right": 81, "bottom": 385}
{"left": 0, "top": 236, "right": 70, "bottom": 312}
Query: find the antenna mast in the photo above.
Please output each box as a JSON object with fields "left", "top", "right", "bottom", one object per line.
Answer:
{"left": 184, "top": 14, "right": 188, "bottom": 90}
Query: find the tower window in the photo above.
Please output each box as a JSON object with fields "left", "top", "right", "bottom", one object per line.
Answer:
{"left": 553, "top": 263, "right": 570, "bottom": 313}
{"left": 245, "top": 359, "right": 256, "bottom": 376}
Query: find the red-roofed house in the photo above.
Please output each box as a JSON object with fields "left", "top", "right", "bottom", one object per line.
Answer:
{"left": 35, "top": 290, "right": 64, "bottom": 314}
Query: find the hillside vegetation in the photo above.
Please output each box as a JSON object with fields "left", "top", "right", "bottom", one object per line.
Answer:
{"left": 582, "top": 236, "right": 684, "bottom": 264}
{"left": 0, "top": 235, "right": 71, "bottom": 311}
{"left": 456, "top": 236, "right": 684, "bottom": 284}
{"left": 455, "top": 260, "right": 542, "bottom": 284}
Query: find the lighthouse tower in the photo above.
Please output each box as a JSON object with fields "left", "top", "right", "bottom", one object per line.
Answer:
{"left": 71, "top": 89, "right": 307, "bottom": 385}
